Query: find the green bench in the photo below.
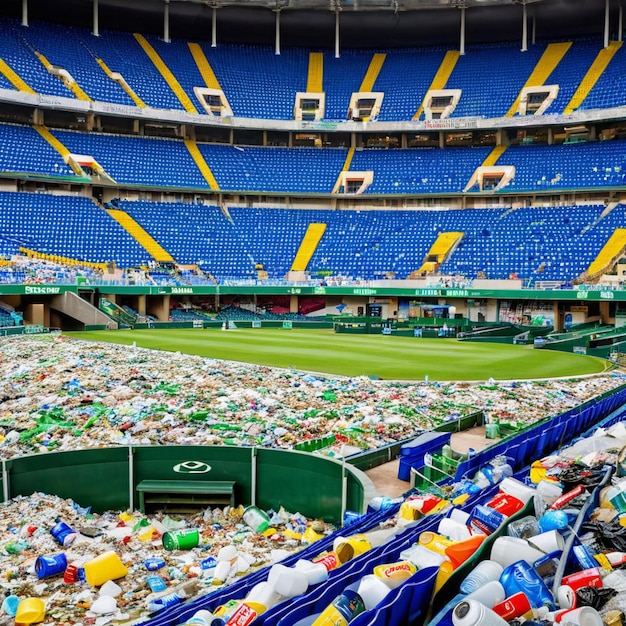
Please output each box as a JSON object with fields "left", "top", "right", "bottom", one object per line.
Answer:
{"left": 136, "top": 479, "right": 236, "bottom": 513}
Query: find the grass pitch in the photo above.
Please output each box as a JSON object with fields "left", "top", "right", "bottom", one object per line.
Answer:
{"left": 67, "top": 328, "right": 610, "bottom": 381}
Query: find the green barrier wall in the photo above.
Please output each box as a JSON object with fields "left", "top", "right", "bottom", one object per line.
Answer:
{"left": 0, "top": 445, "right": 366, "bottom": 523}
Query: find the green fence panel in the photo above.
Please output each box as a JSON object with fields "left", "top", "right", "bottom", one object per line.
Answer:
{"left": 132, "top": 445, "right": 254, "bottom": 507}
{"left": 256, "top": 448, "right": 349, "bottom": 523}
{"left": 5, "top": 447, "right": 130, "bottom": 513}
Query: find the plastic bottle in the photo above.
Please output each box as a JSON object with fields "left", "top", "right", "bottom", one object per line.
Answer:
{"left": 468, "top": 505, "right": 507, "bottom": 535}
{"left": 182, "top": 609, "right": 213, "bottom": 625}
{"left": 464, "top": 580, "right": 506, "bottom": 608}
{"left": 452, "top": 599, "right": 510, "bottom": 626}
{"left": 459, "top": 560, "right": 504, "bottom": 594}
{"left": 147, "top": 590, "right": 186, "bottom": 612}
{"left": 499, "top": 560, "right": 555, "bottom": 609}
{"left": 499, "top": 477, "right": 538, "bottom": 504}
{"left": 508, "top": 516, "right": 541, "bottom": 539}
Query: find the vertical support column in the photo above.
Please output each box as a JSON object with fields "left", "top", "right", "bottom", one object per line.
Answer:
{"left": 341, "top": 448, "right": 347, "bottom": 525}
{"left": 459, "top": 6, "right": 466, "bottom": 56}
{"left": 250, "top": 447, "right": 257, "bottom": 506}
{"left": 605, "top": 0, "right": 610, "bottom": 48}
{"left": 335, "top": 11, "right": 340, "bottom": 59}
{"left": 619, "top": 3, "right": 623, "bottom": 42}
{"left": 521, "top": 1, "right": 528, "bottom": 52}
{"left": 532, "top": 13, "right": 536, "bottom": 44}
{"left": 212, "top": 7, "right": 217, "bottom": 47}
{"left": 22, "top": 0, "right": 28, "bottom": 26}
{"left": 164, "top": 0, "right": 171, "bottom": 44}
{"left": 93, "top": 0, "right": 99, "bottom": 36}
{"left": 128, "top": 446, "right": 134, "bottom": 513}
{"left": 275, "top": 10, "right": 281, "bottom": 55}
{"left": 2, "top": 459, "right": 8, "bottom": 504}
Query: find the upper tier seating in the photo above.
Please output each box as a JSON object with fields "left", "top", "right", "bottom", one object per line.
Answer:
{"left": 0, "top": 18, "right": 624, "bottom": 120}
{"left": 2, "top": 122, "right": 625, "bottom": 195}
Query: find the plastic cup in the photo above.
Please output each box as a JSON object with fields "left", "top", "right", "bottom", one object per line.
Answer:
{"left": 527, "top": 530, "right": 565, "bottom": 554}
{"left": 490, "top": 536, "right": 545, "bottom": 568}
{"left": 555, "top": 607, "right": 603, "bottom": 626}
{"left": 35, "top": 553, "right": 68, "bottom": 579}
{"left": 500, "top": 477, "right": 538, "bottom": 504}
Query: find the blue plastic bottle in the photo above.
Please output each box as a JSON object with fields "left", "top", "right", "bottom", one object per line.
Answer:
{"left": 499, "top": 560, "right": 555, "bottom": 610}
{"left": 147, "top": 591, "right": 185, "bottom": 612}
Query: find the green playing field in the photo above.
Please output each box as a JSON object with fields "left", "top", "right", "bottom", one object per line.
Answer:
{"left": 67, "top": 328, "right": 611, "bottom": 381}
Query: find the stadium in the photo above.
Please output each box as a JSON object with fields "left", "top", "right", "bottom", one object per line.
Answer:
{"left": 1, "top": 0, "right": 626, "bottom": 624}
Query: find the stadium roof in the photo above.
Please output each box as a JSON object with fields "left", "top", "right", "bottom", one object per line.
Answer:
{"left": 0, "top": 0, "right": 616, "bottom": 48}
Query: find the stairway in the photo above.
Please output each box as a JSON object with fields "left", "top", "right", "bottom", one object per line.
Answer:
{"left": 359, "top": 53, "right": 386, "bottom": 92}
{"left": 413, "top": 50, "right": 460, "bottom": 120}
{"left": 106, "top": 208, "right": 175, "bottom": 263}
{"left": 291, "top": 224, "right": 327, "bottom": 272}
{"left": 134, "top": 34, "right": 197, "bottom": 114}
{"left": 33, "top": 125, "right": 82, "bottom": 176}
{"left": 188, "top": 43, "right": 222, "bottom": 90}
{"left": 0, "top": 58, "right": 35, "bottom": 93}
{"left": 564, "top": 41, "right": 623, "bottom": 113}
{"left": 307, "top": 52, "right": 324, "bottom": 93}
{"left": 506, "top": 42, "right": 572, "bottom": 117}
{"left": 184, "top": 139, "right": 220, "bottom": 190}
{"left": 585, "top": 228, "right": 626, "bottom": 278}
{"left": 95, "top": 58, "right": 146, "bottom": 107}
{"left": 332, "top": 147, "right": 356, "bottom": 193}
{"left": 414, "top": 231, "right": 464, "bottom": 276}
{"left": 481, "top": 145, "right": 508, "bottom": 167}
{"left": 35, "top": 52, "right": 92, "bottom": 101}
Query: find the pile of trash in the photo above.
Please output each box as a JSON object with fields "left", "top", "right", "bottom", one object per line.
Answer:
{"left": 0, "top": 492, "right": 334, "bottom": 625}
{"left": 0, "top": 335, "right": 623, "bottom": 460}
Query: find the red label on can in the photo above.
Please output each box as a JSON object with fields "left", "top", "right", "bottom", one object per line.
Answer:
{"left": 492, "top": 592, "right": 532, "bottom": 619}
{"left": 225, "top": 603, "right": 258, "bottom": 626}
{"left": 562, "top": 567, "right": 602, "bottom": 591}
{"left": 313, "top": 552, "right": 339, "bottom": 571}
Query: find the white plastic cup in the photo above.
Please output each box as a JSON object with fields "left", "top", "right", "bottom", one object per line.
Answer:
{"left": 536, "top": 480, "right": 563, "bottom": 506}
{"left": 245, "top": 581, "right": 281, "bottom": 610}
{"left": 453, "top": 599, "right": 510, "bottom": 626}
{"left": 490, "top": 536, "right": 545, "bottom": 568}
{"left": 268, "top": 564, "right": 309, "bottom": 598}
{"left": 439, "top": 517, "right": 472, "bottom": 541}
{"left": 500, "top": 477, "right": 537, "bottom": 504}
{"left": 556, "top": 606, "right": 603, "bottom": 626}
{"left": 465, "top": 580, "right": 506, "bottom": 609}
{"left": 357, "top": 574, "right": 392, "bottom": 610}
{"left": 459, "top": 560, "right": 504, "bottom": 594}
{"left": 527, "top": 529, "right": 565, "bottom": 554}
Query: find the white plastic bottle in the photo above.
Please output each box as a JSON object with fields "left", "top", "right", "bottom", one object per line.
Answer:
{"left": 452, "top": 599, "right": 510, "bottom": 626}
